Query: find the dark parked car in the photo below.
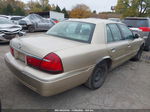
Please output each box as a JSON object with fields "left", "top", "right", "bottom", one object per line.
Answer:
{"left": 19, "top": 14, "right": 55, "bottom": 32}
{"left": 0, "top": 17, "right": 22, "bottom": 43}
{"left": 123, "top": 17, "right": 150, "bottom": 51}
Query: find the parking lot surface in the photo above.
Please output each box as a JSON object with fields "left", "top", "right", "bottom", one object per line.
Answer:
{"left": 0, "top": 33, "right": 150, "bottom": 109}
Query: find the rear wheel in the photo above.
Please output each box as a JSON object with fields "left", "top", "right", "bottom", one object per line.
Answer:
{"left": 85, "top": 61, "right": 108, "bottom": 89}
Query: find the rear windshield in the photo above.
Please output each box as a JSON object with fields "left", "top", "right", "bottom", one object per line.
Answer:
{"left": 123, "top": 19, "right": 148, "bottom": 28}
{"left": 46, "top": 21, "right": 95, "bottom": 43}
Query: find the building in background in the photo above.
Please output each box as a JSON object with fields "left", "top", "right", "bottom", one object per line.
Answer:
{"left": 31, "top": 11, "right": 64, "bottom": 19}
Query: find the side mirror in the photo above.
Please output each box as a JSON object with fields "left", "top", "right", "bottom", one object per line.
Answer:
{"left": 18, "top": 31, "right": 26, "bottom": 37}
{"left": 133, "top": 34, "right": 140, "bottom": 39}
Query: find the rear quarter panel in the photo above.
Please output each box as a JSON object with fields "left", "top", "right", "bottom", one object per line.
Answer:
{"left": 55, "top": 44, "right": 109, "bottom": 73}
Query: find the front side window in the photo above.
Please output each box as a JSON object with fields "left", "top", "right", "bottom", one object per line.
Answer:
{"left": 108, "top": 24, "right": 122, "bottom": 41}
{"left": 46, "top": 21, "right": 95, "bottom": 43}
{"left": 118, "top": 24, "right": 133, "bottom": 40}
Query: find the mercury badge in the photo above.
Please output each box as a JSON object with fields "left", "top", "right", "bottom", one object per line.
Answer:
{"left": 18, "top": 43, "right": 22, "bottom": 49}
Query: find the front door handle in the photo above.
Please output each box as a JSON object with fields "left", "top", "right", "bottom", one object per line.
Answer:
{"left": 111, "top": 48, "right": 116, "bottom": 53}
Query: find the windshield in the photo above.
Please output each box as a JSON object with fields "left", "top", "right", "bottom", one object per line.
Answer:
{"left": 46, "top": 21, "right": 95, "bottom": 43}
{"left": 0, "top": 18, "right": 13, "bottom": 24}
{"left": 123, "top": 19, "right": 148, "bottom": 27}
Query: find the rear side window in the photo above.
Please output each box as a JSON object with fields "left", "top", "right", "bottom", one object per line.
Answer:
{"left": 123, "top": 19, "right": 148, "bottom": 27}
{"left": 106, "top": 25, "right": 114, "bottom": 43}
{"left": 118, "top": 24, "right": 133, "bottom": 40}
{"left": 108, "top": 24, "right": 122, "bottom": 41}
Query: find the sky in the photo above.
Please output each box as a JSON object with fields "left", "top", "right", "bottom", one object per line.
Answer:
{"left": 21, "top": 0, "right": 118, "bottom": 12}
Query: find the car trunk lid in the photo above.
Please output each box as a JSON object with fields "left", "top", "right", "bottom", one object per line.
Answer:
{"left": 10, "top": 34, "right": 85, "bottom": 59}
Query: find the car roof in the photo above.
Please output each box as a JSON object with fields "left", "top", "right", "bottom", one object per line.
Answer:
{"left": 0, "top": 17, "right": 9, "bottom": 19}
{"left": 124, "top": 17, "right": 150, "bottom": 20}
{"left": 67, "top": 18, "right": 122, "bottom": 25}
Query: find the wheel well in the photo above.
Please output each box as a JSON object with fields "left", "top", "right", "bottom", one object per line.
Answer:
{"left": 104, "top": 58, "right": 112, "bottom": 70}
{"left": 97, "top": 58, "right": 112, "bottom": 70}
{"left": 140, "top": 43, "right": 145, "bottom": 50}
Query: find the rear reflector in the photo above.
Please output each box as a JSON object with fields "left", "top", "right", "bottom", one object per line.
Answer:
{"left": 139, "top": 27, "right": 150, "bottom": 32}
{"left": 10, "top": 47, "right": 14, "bottom": 56}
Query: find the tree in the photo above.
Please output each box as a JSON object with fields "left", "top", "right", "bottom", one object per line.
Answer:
{"left": 62, "top": 8, "right": 69, "bottom": 18}
{"left": 39, "top": 0, "right": 51, "bottom": 11}
{"left": 40, "top": 0, "right": 49, "bottom": 7}
{"left": 14, "top": 7, "right": 25, "bottom": 16}
{"left": 27, "top": 1, "right": 43, "bottom": 13}
{"left": 70, "top": 4, "right": 91, "bottom": 18}
{"left": 0, "top": 0, "right": 26, "bottom": 15}
{"left": 115, "top": 0, "right": 150, "bottom": 17}
{"left": 3, "top": 4, "right": 13, "bottom": 15}
{"left": 93, "top": 10, "right": 97, "bottom": 14}
{"left": 55, "top": 5, "right": 61, "bottom": 12}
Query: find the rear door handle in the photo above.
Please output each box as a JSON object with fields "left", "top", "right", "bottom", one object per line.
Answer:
{"left": 111, "top": 48, "right": 116, "bottom": 53}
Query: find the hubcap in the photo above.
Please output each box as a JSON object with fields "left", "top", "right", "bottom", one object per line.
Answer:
{"left": 94, "top": 67, "right": 105, "bottom": 83}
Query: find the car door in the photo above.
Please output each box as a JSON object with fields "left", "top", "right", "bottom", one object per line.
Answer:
{"left": 118, "top": 24, "right": 142, "bottom": 57}
{"left": 106, "top": 24, "right": 129, "bottom": 68}
{"left": 34, "top": 15, "right": 46, "bottom": 30}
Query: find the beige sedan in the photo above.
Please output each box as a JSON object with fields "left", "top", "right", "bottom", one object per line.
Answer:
{"left": 5, "top": 19, "right": 144, "bottom": 96}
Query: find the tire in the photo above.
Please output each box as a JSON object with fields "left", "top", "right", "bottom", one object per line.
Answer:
{"left": 132, "top": 46, "right": 143, "bottom": 61}
{"left": 85, "top": 61, "right": 108, "bottom": 89}
{"left": 28, "top": 26, "right": 35, "bottom": 33}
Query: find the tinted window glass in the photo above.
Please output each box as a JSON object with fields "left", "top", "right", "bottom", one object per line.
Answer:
{"left": 47, "top": 21, "right": 95, "bottom": 43}
{"left": 106, "top": 25, "right": 114, "bottom": 43}
{"left": 118, "top": 24, "right": 133, "bottom": 40}
{"left": 123, "top": 19, "right": 148, "bottom": 27}
{"left": 108, "top": 24, "right": 122, "bottom": 41}
{"left": 0, "top": 17, "right": 12, "bottom": 24}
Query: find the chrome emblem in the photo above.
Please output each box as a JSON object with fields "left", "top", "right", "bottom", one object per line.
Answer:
{"left": 18, "top": 43, "right": 22, "bottom": 49}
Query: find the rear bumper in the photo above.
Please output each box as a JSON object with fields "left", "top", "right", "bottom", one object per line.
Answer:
{"left": 5, "top": 53, "right": 92, "bottom": 96}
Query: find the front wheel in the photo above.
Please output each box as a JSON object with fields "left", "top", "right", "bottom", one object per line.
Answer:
{"left": 85, "top": 61, "right": 108, "bottom": 89}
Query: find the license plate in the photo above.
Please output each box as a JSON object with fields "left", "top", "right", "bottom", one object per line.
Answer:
{"left": 14, "top": 50, "right": 25, "bottom": 62}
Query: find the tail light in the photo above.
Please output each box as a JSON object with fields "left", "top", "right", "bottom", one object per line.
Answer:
{"left": 139, "top": 27, "right": 150, "bottom": 32}
{"left": 26, "top": 56, "right": 41, "bottom": 68}
{"left": 10, "top": 47, "right": 14, "bottom": 56}
{"left": 26, "top": 53, "right": 63, "bottom": 74}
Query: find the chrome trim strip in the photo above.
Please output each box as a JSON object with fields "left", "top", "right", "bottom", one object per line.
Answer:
{"left": 10, "top": 45, "right": 42, "bottom": 60}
